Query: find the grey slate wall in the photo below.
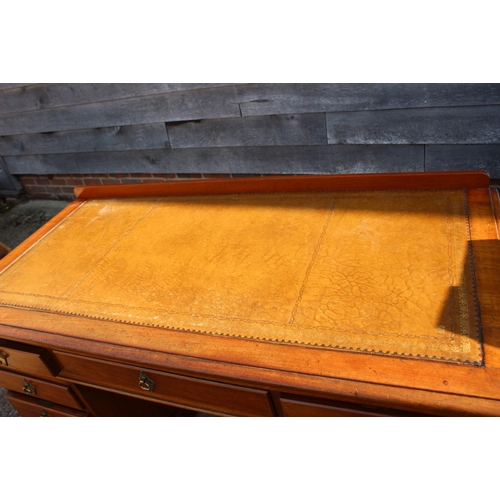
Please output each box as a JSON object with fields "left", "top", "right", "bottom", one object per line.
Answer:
{"left": 0, "top": 83, "right": 499, "bottom": 178}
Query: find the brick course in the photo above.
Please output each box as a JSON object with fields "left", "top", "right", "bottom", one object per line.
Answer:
{"left": 19, "top": 173, "right": 257, "bottom": 201}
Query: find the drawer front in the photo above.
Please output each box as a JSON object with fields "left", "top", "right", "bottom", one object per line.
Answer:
{"left": 0, "top": 339, "right": 60, "bottom": 377}
{"left": 0, "top": 370, "right": 83, "bottom": 410}
{"left": 56, "top": 352, "right": 275, "bottom": 416}
{"left": 279, "top": 394, "right": 427, "bottom": 417}
{"left": 5, "top": 391, "right": 88, "bottom": 417}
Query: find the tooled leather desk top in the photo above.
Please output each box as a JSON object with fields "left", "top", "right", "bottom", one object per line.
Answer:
{"left": 0, "top": 189, "right": 482, "bottom": 365}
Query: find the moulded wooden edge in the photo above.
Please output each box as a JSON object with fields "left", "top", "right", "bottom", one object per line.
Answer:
{"left": 55, "top": 351, "right": 276, "bottom": 417}
{"left": 4, "top": 390, "right": 88, "bottom": 417}
{"left": 74, "top": 171, "right": 491, "bottom": 199}
{"left": 277, "top": 393, "right": 430, "bottom": 417}
{"left": 0, "top": 337, "right": 61, "bottom": 376}
{"left": 1, "top": 309, "right": 500, "bottom": 404}
{"left": 0, "top": 370, "right": 84, "bottom": 410}
{"left": 69, "top": 380, "right": 235, "bottom": 417}
{"left": 2, "top": 325, "right": 499, "bottom": 416}
{"left": 492, "top": 187, "right": 500, "bottom": 239}
{"left": 0, "top": 242, "right": 10, "bottom": 259}
{"left": 483, "top": 327, "right": 500, "bottom": 369}
{"left": 0, "top": 200, "right": 84, "bottom": 273}
{"left": 467, "top": 189, "right": 500, "bottom": 368}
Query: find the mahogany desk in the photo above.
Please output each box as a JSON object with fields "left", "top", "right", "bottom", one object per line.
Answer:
{"left": 0, "top": 172, "right": 499, "bottom": 417}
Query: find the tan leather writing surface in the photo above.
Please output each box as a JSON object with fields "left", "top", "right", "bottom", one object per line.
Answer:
{"left": 0, "top": 191, "right": 482, "bottom": 364}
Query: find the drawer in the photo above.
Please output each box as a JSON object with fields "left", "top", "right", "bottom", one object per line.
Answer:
{"left": 0, "top": 339, "right": 60, "bottom": 377}
{"left": 279, "top": 394, "right": 427, "bottom": 417}
{"left": 0, "top": 370, "right": 83, "bottom": 410}
{"left": 55, "top": 352, "right": 275, "bottom": 416}
{"left": 5, "top": 391, "right": 88, "bottom": 417}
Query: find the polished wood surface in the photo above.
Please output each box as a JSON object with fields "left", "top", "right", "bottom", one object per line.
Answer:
{"left": 466, "top": 189, "right": 500, "bottom": 367}
{"left": 0, "top": 172, "right": 499, "bottom": 416}
{"left": 56, "top": 352, "right": 275, "bottom": 416}
{"left": 0, "top": 242, "right": 10, "bottom": 259}
{"left": 1, "top": 316, "right": 500, "bottom": 415}
{"left": 5, "top": 391, "right": 87, "bottom": 417}
{"left": 493, "top": 188, "right": 500, "bottom": 230}
{"left": 74, "top": 385, "right": 197, "bottom": 417}
{"left": 74, "top": 171, "right": 490, "bottom": 199}
{"left": 277, "top": 394, "right": 427, "bottom": 417}
{"left": 0, "top": 370, "right": 83, "bottom": 409}
{"left": 0, "top": 339, "right": 60, "bottom": 377}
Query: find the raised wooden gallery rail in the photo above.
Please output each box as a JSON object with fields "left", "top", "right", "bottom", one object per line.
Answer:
{"left": 74, "top": 171, "right": 491, "bottom": 199}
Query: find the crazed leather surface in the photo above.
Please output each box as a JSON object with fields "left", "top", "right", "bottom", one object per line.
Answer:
{"left": 0, "top": 190, "right": 482, "bottom": 364}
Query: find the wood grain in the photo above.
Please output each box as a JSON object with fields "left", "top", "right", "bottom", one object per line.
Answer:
{"left": 327, "top": 105, "right": 500, "bottom": 144}
{"left": 0, "top": 242, "right": 10, "bottom": 259}
{"left": 0, "top": 123, "right": 170, "bottom": 156}
{"left": 74, "top": 384, "right": 197, "bottom": 417}
{"left": 426, "top": 145, "right": 500, "bottom": 178}
{"left": 1, "top": 316, "right": 500, "bottom": 415}
{"left": 4, "top": 145, "right": 424, "bottom": 175}
{"left": 0, "top": 84, "right": 32, "bottom": 91}
{"left": 492, "top": 187, "right": 500, "bottom": 235}
{"left": 0, "top": 338, "right": 60, "bottom": 377}
{"left": 0, "top": 370, "right": 83, "bottom": 409}
{"left": 74, "top": 171, "right": 490, "bottom": 199}
{"left": 0, "top": 86, "right": 241, "bottom": 136}
{"left": 1, "top": 304, "right": 499, "bottom": 403}
{"left": 467, "top": 189, "right": 500, "bottom": 367}
{"left": 1, "top": 84, "right": 497, "bottom": 184}
{"left": 167, "top": 114, "right": 327, "bottom": 148}
{"left": 0, "top": 84, "right": 240, "bottom": 116}
{"left": 56, "top": 351, "right": 275, "bottom": 417}
{"left": 238, "top": 84, "right": 500, "bottom": 116}
{"left": 278, "top": 393, "right": 428, "bottom": 417}
{"left": 3, "top": 84, "right": 500, "bottom": 118}
{"left": 0, "top": 85, "right": 50, "bottom": 116}
{"left": 4, "top": 391, "right": 87, "bottom": 416}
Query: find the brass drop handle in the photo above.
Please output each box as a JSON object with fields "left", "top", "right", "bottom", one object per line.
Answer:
{"left": 138, "top": 371, "right": 155, "bottom": 392}
{"left": 23, "top": 379, "right": 37, "bottom": 395}
{"left": 0, "top": 353, "right": 7, "bottom": 366}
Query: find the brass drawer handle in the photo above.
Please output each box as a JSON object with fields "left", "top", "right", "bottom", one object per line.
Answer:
{"left": 138, "top": 371, "right": 155, "bottom": 392}
{"left": 22, "top": 379, "right": 37, "bottom": 395}
{"left": 0, "top": 353, "right": 7, "bottom": 366}
{"left": 41, "top": 410, "right": 51, "bottom": 417}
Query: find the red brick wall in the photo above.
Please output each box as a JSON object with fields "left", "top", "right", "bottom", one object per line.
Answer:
{"left": 19, "top": 173, "right": 263, "bottom": 201}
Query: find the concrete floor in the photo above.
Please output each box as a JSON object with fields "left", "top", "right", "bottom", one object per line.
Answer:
{"left": 0, "top": 198, "right": 70, "bottom": 249}
{"left": 0, "top": 199, "right": 70, "bottom": 417}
